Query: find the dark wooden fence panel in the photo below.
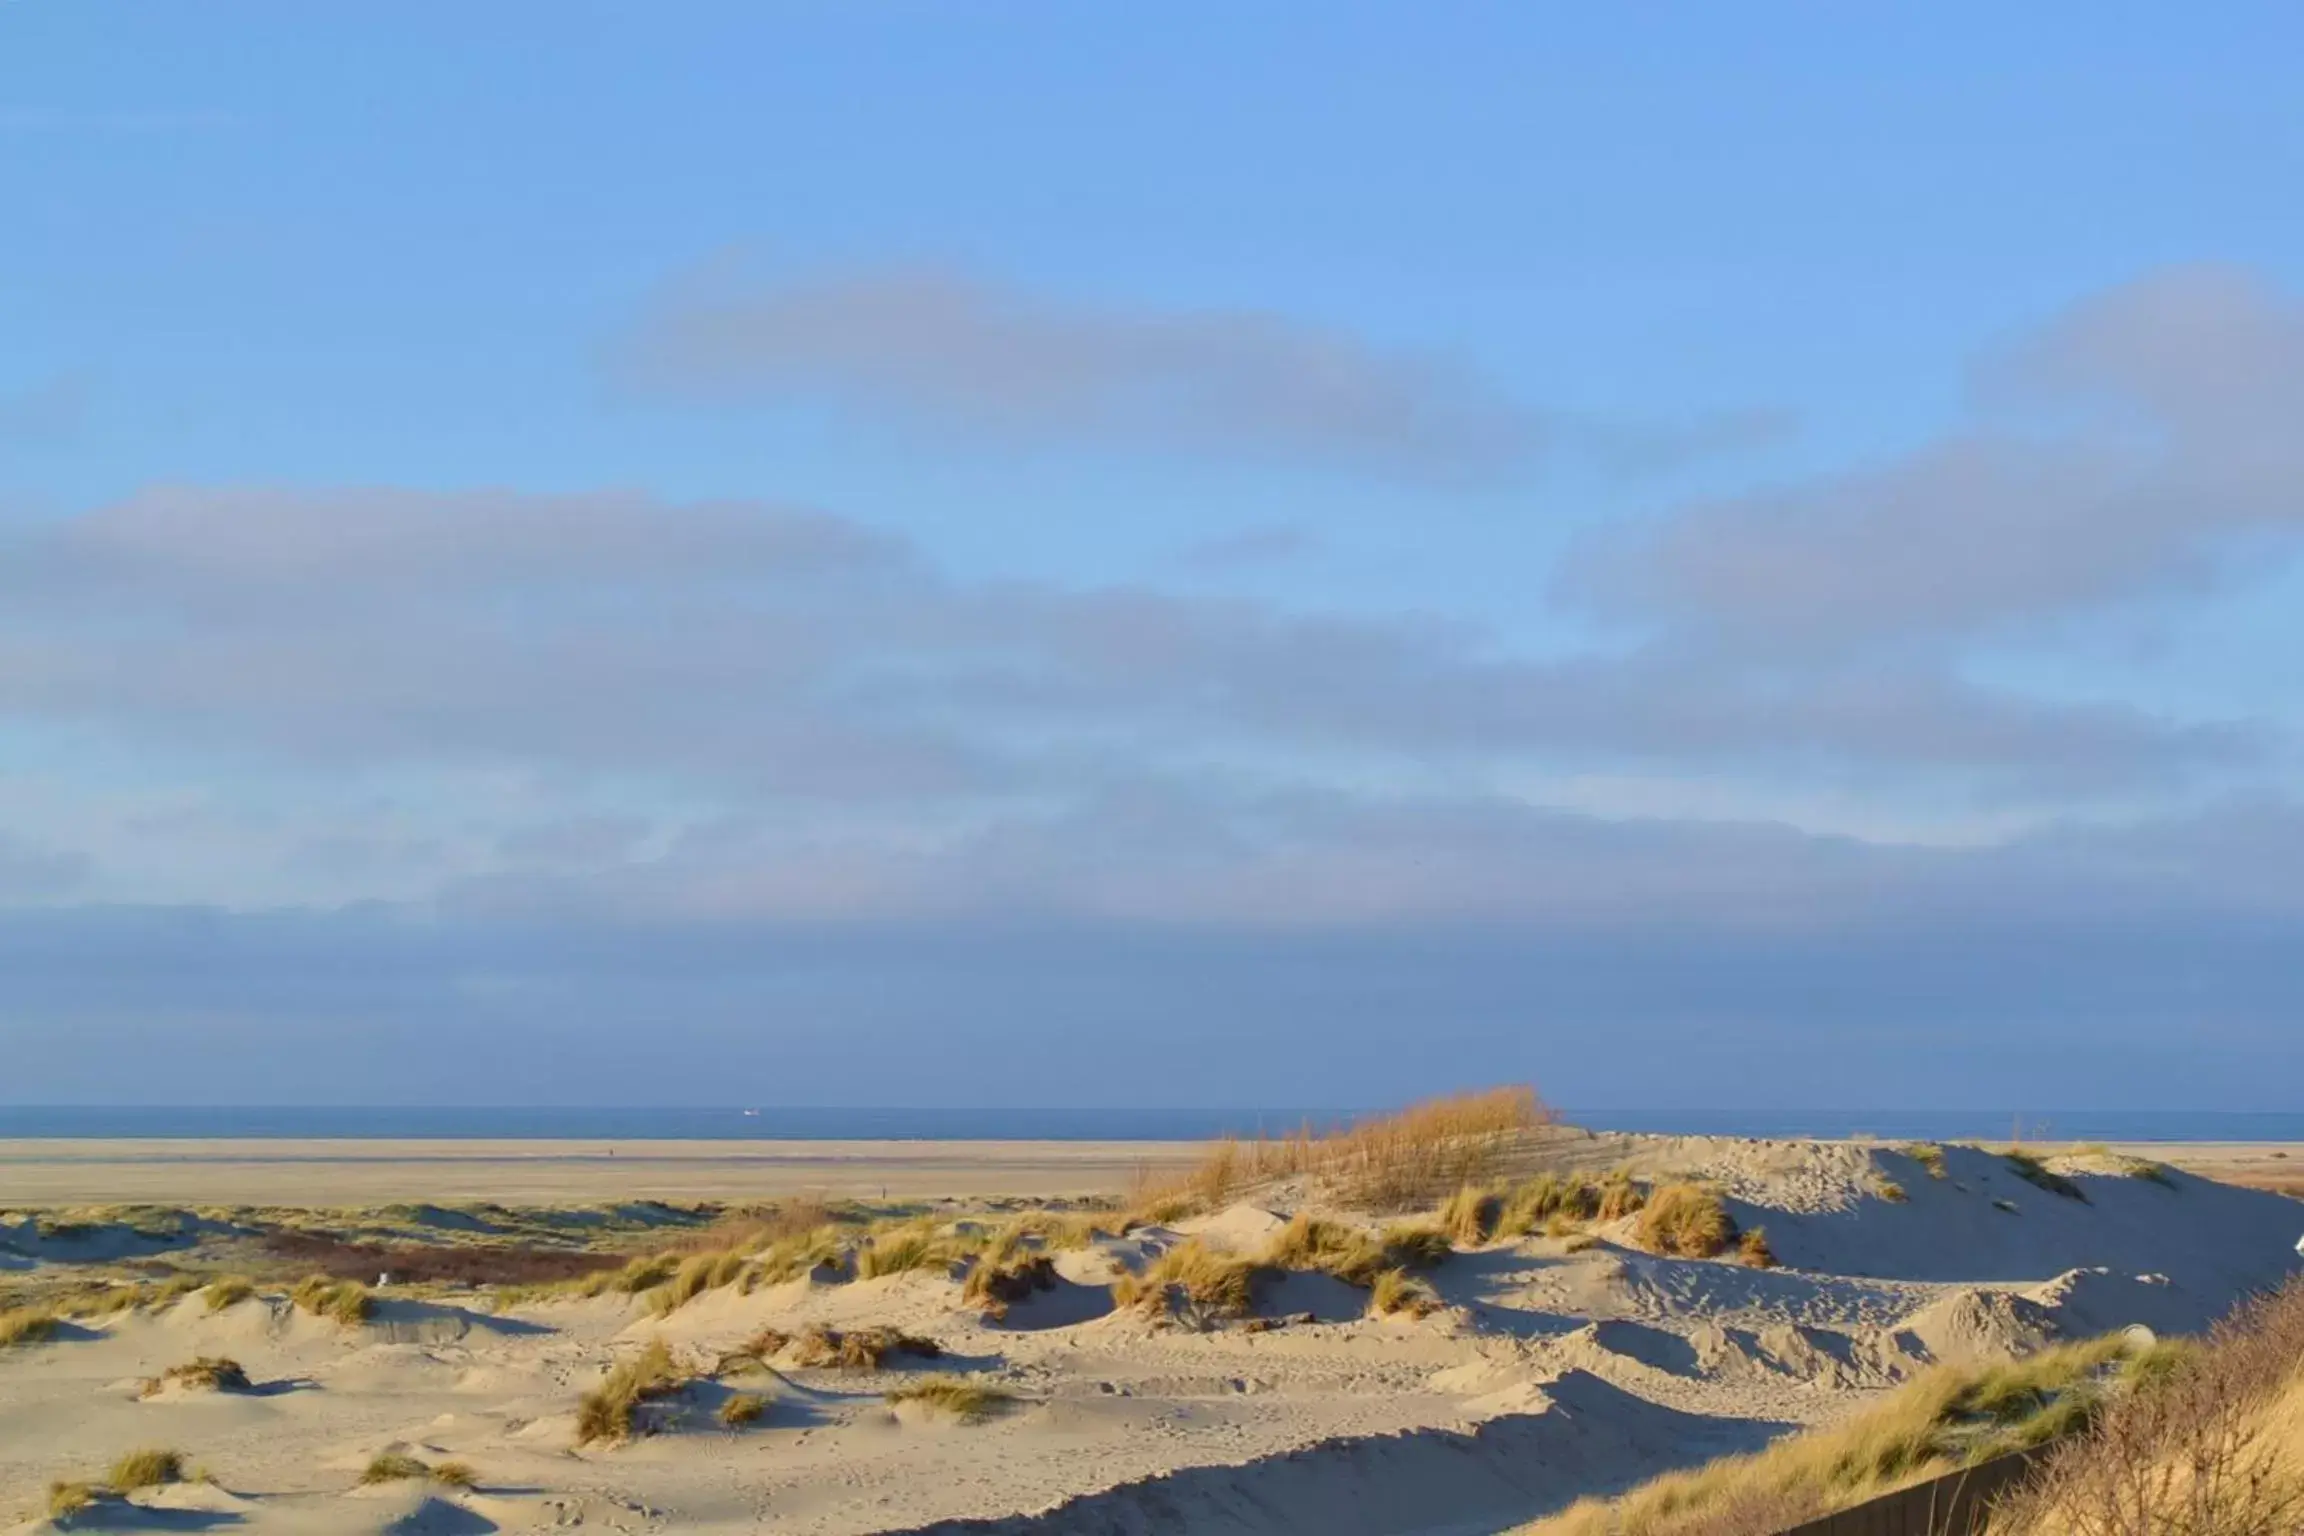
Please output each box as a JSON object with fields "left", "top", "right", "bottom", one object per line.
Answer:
{"left": 1774, "top": 1446, "right": 2049, "bottom": 1536}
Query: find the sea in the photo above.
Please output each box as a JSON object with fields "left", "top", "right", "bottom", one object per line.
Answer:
{"left": 0, "top": 1107, "right": 2299, "bottom": 1143}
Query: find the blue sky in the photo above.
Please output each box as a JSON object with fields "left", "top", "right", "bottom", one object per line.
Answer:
{"left": 4, "top": 3, "right": 2302, "bottom": 1107}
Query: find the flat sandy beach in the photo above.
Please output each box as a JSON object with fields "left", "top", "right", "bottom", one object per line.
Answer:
{"left": 0, "top": 1137, "right": 1206, "bottom": 1206}
{"left": 0, "top": 1135, "right": 2290, "bottom": 1207}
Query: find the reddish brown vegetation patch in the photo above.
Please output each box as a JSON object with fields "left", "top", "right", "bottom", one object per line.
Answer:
{"left": 261, "top": 1232, "right": 625, "bottom": 1287}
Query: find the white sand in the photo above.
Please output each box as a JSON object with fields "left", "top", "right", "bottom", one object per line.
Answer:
{"left": 3, "top": 1135, "right": 2299, "bottom": 1534}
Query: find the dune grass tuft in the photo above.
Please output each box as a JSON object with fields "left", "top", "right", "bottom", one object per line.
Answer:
{"left": 1368, "top": 1267, "right": 1440, "bottom": 1318}
{"left": 1631, "top": 1185, "right": 1736, "bottom": 1258}
{"left": 787, "top": 1324, "right": 941, "bottom": 1370}
{"left": 961, "top": 1250, "right": 1059, "bottom": 1318}
{"left": 47, "top": 1480, "right": 97, "bottom": 1521}
{"left": 432, "top": 1460, "right": 477, "bottom": 1489}
{"left": 711, "top": 1326, "right": 792, "bottom": 1376}
{"left": 107, "top": 1448, "right": 184, "bottom": 1492}
{"left": 1905, "top": 1143, "right": 1948, "bottom": 1179}
{"left": 0, "top": 1306, "right": 57, "bottom": 1348}
{"left": 202, "top": 1276, "right": 255, "bottom": 1313}
{"left": 1439, "top": 1185, "right": 1501, "bottom": 1246}
{"left": 885, "top": 1373, "right": 1011, "bottom": 1422}
{"left": 290, "top": 1275, "right": 372, "bottom": 1325}
{"left": 749, "top": 1224, "right": 849, "bottom": 1285}
{"left": 1128, "top": 1086, "right": 1551, "bottom": 1216}
{"left": 1874, "top": 1179, "right": 1908, "bottom": 1204}
{"left": 855, "top": 1222, "right": 973, "bottom": 1280}
{"left": 1528, "top": 1334, "right": 2136, "bottom": 1535}
{"left": 1112, "top": 1238, "right": 1263, "bottom": 1321}
{"left": 718, "top": 1391, "right": 767, "bottom": 1427}
{"left": 1595, "top": 1171, "right": 1647, "bottom": 1222}
{"left": 645, "top": 1248, "right": 750, "bottom": 1316}
{"left": 1496, "top": 1172, "right": 1619, "bottom": 1235}
{"left": 2004, "top": 1149, "right": 2088, "bottom": 1202}
{"left": 1736, "top": 1228, "right": 1778, "bottom": 1269}
{"left": 141, "top": 1356, "right": 250, "bottom": 1397}
{"left": 359, "top": 1452, "right": 431, "bottom": 1484}
{"left": 574, "top": 1337, "right": 684, "bottom": 1446}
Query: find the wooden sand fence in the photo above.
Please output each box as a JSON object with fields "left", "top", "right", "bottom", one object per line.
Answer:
{"left": 1772, "top": 1445, "right": 2051, "bottom": 1536}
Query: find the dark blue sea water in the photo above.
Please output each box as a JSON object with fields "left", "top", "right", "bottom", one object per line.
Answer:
{"left": 0, "top": 1106, "right": 2299, "bottom": 1143}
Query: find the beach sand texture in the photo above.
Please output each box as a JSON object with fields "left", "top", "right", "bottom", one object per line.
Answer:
{"left": 3, "top": 1124, "right": 2299, "bottom": 1534}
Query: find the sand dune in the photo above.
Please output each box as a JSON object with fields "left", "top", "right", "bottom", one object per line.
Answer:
{"left": 3, "top": 1130, "right": 2299, "bottom": 1533}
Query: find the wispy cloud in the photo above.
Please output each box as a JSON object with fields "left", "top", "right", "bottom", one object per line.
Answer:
{"left": 616, "top": 263, "right": 1780, "bottom": 483}
{"left": 1559, "top": 266, "right": 2304, "bottom": 653}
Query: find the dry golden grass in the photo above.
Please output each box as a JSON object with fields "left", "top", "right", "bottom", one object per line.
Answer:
{"left": 786, "top": 1324, "right": 941, "bottom": 1370}
{"left": 201, "top": 1276, "right": 254, "bottom": 1313}
{"left": 0, "top": 1306, "right": 56, "bottom": 1348}
{"left": 885, "top": 1373, "right": 1011, "bottom": 1422}
{"left": 289, "top": 1275, "right": 372, "bottom": 1325}
{"left": 718, "top": 1391, "right": 767, "bottom": 1428}
{"left": 1527, "top": 1334, "right": 2138, "bottom": 1536}
{"left": 1440, "top": 1185, "right": 1501, "bottom": 1246}
{"left": 140, "top": 1356, "right": 250, "bottom": 1397}
{"left": 1906, "top": 1143, "right": 1948, "bottom": 1179}
{"left": 574, "top": 1337, "right": 684, "bottom": 1446}
{"left": 711, "top": 1325, "right": 792, "bottom": 1376}
{"left": 1368, "top": 1267, "right": 1440, "bottom": 1318}
{"left": 1128, "top": 1086, "right": 1551, "bottom": 1216}
{"left": 47, "top": 1480, "right": 96, "bottom": 1520}
{"left": 961, "top": 1250, "right": 1059, "bottom": 1318}
{"left": 855, "top": 1221, "right": 980, "bottom": 1280}
{"left": 1995, "top": 1277, "right": 2304, "bottom": 1535}
{"left": 2005, "top": 1150, "right": 2089, "bottom": 1202}
{"left": 433, "top": 1460, "right": 477, "bottom": 1489}
{"left": 1112, "top": 1238, "right": 1263, "bottom": 1321}
{"left": 1497, "top": 1172, "right": 1612, "bottom": 1235}
{"left": 1596, "top": 1171, "right": 1648, "bottom": 1221}
{"left": 1632, "top": 1185, "right": 1735, "bottom": 1258}
{"left": 1735, "top": 1228, "right": 1778, "bottom": 1270}
{"left": 107, "top": 1448, "right": 185, "bottom": 1492}
{"left": 1260, "top": 1215, "right": 1384, "bottom": 1284}
{"left": 359, "top": 1452, "right": 431, "bottom": 1484}
{"left": 646, "top": 1248, "right": 749, "bottom": 1316}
